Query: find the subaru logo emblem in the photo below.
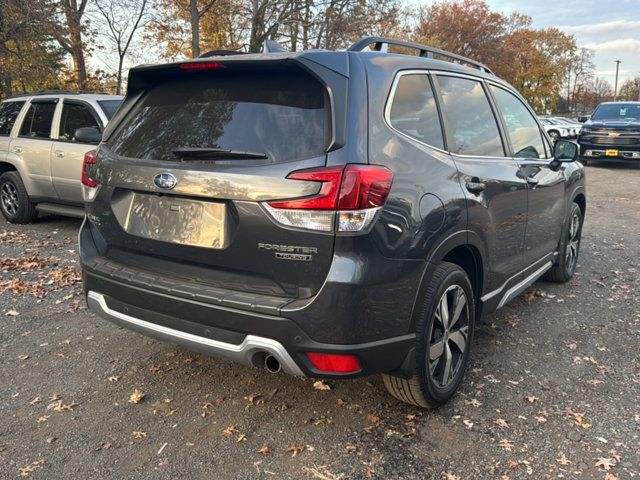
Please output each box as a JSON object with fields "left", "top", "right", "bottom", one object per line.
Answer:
{"left": 154, "top": 173, "right": 177, "bottom": 190}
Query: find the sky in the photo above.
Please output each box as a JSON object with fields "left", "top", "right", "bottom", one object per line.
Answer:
{"left": 485, "top": 0, "right": 640, "bottom": 87}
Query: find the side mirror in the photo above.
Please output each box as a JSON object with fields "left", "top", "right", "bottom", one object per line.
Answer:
{"left": 553, "top": 140, "right": 579, "bottom": 163}
{"left": 75, "top": 127, "right": 102, "bottom": 145}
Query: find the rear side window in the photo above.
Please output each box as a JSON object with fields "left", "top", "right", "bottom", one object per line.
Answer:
{"left": 98, "top": 99, "right": 122, "bottom": 120}
{"left": 108, "top": 70, "right": 328, "bottom": 163}
{"left": 490, "top": 86, "right": 548, "bottom": 159}
{"left": 0, "top": 101, "right": 25, "bottom": 136}
{"left": 436, "top": 76, "right": 504, "bottom": 157}
{"left": 388, "top": 74, "right": 444, "bottom": 149}
{"left": 19, "top": 101, "right": 57, "bottom": 139}
{"left": 59, "top": 102, "right": 101, "bottom": 142}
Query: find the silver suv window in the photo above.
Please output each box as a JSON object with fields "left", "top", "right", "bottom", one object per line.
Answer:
{"left": 59, "top": 102, "right": 101, "bottom": 142}
{"left": 388, "top": 74, "right": 444, "bottom": 150}
{"left": 19, "top": 101, "right": 57, "bottom": 139}
{"left": 490, "top": 85, "right": 548, "bottom": 159}
{"left": 0, "top": 101, "right": 25, "bottom": 136}
{"left": 436, "top": 76, "right": 504, "bottom": 157}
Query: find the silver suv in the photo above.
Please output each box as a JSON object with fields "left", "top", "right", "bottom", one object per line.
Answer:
{"left": 0, "top": 91, "right": 122, "bottom": 223}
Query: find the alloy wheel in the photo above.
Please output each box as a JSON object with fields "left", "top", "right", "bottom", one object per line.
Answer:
{"left": 1, "top": 182, "right": 19, "bottom": 216}
{"left": 565, "top": 211, "right": 581, "bottom": 273}
{"left": 428, "top": 284, "right": 470, "bottom": 389}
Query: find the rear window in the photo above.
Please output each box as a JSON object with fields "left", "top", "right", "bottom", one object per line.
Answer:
{"left": 19, "top": 101, "right": 57, "bottom": 139}
{"left": 0, "top": 101, "right": 25, "bottom": 136}
{"left": 98, "top": 99, "right": 122, "bottom": 120}
{"left": 107, "top": 70, "right": 328, "bottom": 163}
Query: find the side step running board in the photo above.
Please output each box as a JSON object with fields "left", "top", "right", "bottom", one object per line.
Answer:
{"left": 36, "top": 203, "right": 85, "bottom": 219}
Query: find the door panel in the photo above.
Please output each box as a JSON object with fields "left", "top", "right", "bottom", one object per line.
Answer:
{"left": 488, "top": 85, "right": 565, "bottom": 265}
{"left": 435, "top": 74, "right": 527, "bottom": 294}
{"left": 52, "top": 101, "right": 102, "bottom": 203}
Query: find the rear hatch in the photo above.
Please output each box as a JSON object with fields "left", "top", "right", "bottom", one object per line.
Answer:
{"left": 85, "top": 58, "right": 348, "bottom": 299}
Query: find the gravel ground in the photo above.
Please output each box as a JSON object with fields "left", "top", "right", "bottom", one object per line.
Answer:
{"left": 0, "top": 163, "right": 638, "bottom": 480}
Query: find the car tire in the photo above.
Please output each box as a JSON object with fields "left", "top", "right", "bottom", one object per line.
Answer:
{"left": 383, "top": 262, "right": 475, "bottom": 408}
{"left": 544, "top": 202, "right": 583, "bottom": 283}
{"left": 0, "top": 171, "right": 37, "bottom": 224}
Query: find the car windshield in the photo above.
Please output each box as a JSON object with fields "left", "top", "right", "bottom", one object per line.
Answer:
{"left": 591, "top": 104, "right": 640, "bottom": 121}
{"left": 98, "top": 99, "right": 123, "bottom": 120}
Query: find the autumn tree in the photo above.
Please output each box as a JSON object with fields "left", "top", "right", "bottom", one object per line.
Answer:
{"left": 93, "top": 0, "right": 149, "bottom": 94}
{"left": 0, "top": 0, "right": 64, "bottom": 99}
{"left": 618, "top": 77, "right": 640, "bottom": 102}
{"left": 53, "top": 0, "right": 90, "bottom": 89}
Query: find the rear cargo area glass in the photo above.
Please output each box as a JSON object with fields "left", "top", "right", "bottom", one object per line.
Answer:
{"left": 107, "top": 70, "right": 327, "bottom": 163}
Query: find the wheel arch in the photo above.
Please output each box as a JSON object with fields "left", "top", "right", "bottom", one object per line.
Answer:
{"left": 0, "top": 161, "right": 18, "bottom": 176}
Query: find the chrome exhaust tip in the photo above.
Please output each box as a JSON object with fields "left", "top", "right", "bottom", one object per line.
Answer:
{"left": 264, "top": 354, "right": 282, "bottom": 373}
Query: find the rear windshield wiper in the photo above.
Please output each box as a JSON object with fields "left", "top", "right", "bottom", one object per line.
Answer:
{"left": 172, "top": 147, "right": 268, "bottom": 160}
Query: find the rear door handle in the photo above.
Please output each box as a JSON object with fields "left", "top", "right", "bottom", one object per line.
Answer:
{"left": 465, "top": 181, "right": 486, "bottom": 194}
{"left": 54, "top": 150, "right": 65, "bottom": 158}
{"left": 12, "top": 146, "right": 22, "bottom": 154}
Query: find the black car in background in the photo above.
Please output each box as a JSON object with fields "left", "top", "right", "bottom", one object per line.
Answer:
{"left": 79, "top": 37, "right": 586, "bottom": 408}
{"left": 578, "top": 102, "right": 640, "bottom": 165}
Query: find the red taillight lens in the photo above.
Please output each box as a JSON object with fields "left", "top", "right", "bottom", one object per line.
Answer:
{"left": 306, "top": 352, "right": 361, "bottom": 373}
{"left": 179, "top": 61, "right": 225, "bottom": 70}
{"left": 81, "top": 150, "right": 98, "bottom": 188}
{"left": 338, "top": 165, "right": 393, "bottom": 210}
{"left": 267, "top": 165, "right": 393, "bottom": 211}
{"left": 267, "top": 166, "right": 345, "bottom": 210}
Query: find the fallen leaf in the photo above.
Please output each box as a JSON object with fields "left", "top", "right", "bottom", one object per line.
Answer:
{"left": 5, "top": 309, "right": 19, "bottom": 316}
{"left": 132, "top": 431, "right": 148, "bottom": 439}
{"left": 287, "top": 443, "right": 304, "bottom": 457}
{"left": 498, "top": 439, "right": 514, "bottom": 451}
{"left": 494, "top": 418, "right": 509, "bottom": 428}
{"left": 313, "top": 380, "right": 331, "bottom": 391}
{"left": 17, "top": 354, "right": 30, "bottom": 361}
{"left": 258, "top": 444, "right": 271, "bottom": 455}
{"left": 107, "top": 376, "right": 121, "bottom": 382}
{"left": 336, "top": 398, "right": 347, "bottom": 406}
{"left": 463, "top": 419, "right": 474, "bottom": 429}
{"left": 556, "top": 453, "right": 571, "bottom": 465}
{"left": 604, "top": 473, "right": 619, "bottom": 480}
{"left": 129, "top": 389, "right": 145, "bottom": 404}
{"left": 19, "top": 460, "right": 43, "bottom": 476}
{"left": 524, "top": 395, "right": 539, "bottom": 403}
{"left": 52, "top": 400, "right": 78, "bottom": 412}
{"left": 367, "top": 414, "right": 381, "bottom": 425}
{"left": 595, "top": 457, "right": 616, "bottom": 471}
{"left": 445, "top": 475, "right": 461, "bottom": 480}
{"left": 236, "top": 434, "right": 247, "bottom": 443}
{"left": 37, "top": 415, "right": 50, "bottom": 424}
{"left": 466, "top": 398, "right": 482, "bottom": 407}
{"left": 29, "top": 397, "right": 41, "bottom": 406}
{"left": 222, "top": 426, "right": 238, "bottom": 436}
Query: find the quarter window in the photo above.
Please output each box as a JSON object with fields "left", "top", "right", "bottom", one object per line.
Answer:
{"left": 490, "top": 86, "right": 548, "bottom": 159}
{"left": 19, "top": 101, "right": 57, "bottom": 139}
{"left": 436, "top": 76, "right": 504, "bottom": 157}
{"left": 388, "top": 74, "right": 444, "bottom": 149}
{"left": 0, "top": 101, "right": 25, "bottom": 136}
{"left": 59, "top": 103, "right": 101, "bottom": 142}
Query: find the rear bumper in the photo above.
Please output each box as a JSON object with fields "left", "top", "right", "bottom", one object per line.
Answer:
{"left": 80, "top": 219, "right": 418, "bottom": 378}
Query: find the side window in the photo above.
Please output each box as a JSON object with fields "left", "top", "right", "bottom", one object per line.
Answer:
{"left": 0, "top": 101, "right": 25, "bottom": 136}
{"left": 19, "top": 102, "right": 57, "bottom": 139}
{"left": 490, "top": 86, "right": 548, "bottom": 159}
{"left": 436, "top": 76, "right": 504, "bottom": 157}
{"left": 59, "top": 103, "right": 101, "bottom": 142}
{"left": 388, "top": 74, "right": 444, "bottom": 149}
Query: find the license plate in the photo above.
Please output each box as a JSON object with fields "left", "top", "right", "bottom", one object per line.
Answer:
{"left": 124, "top": 193, "right": 226, "bottom": 248}
{"left": 605, "top": 149, "right": 619, "bottom": 157}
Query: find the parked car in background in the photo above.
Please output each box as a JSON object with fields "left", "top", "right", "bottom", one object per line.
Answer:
{"left": 0, "top": 91, "right": 123, "bottom": 223}
{"left": 578, "top": 101, "right": 640, "bottom": 165}
{"left": 539, "top": 117, "right": 579, "bottom": 141}
{"left": 80, "top": 37, "right": 585, "bottom": 408}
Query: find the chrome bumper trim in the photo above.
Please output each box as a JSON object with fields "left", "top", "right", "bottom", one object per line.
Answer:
{"left": 86, "top": 291, "right": 305, "bottom": 376}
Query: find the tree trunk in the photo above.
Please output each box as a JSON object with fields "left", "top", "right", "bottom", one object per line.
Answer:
{"left": 61, "top": 1, "right": 88, "bottom": 89}
{"left": 249, "top": 0, "right": 263, "bottom": 53}
{"left": 116, "top": 55, "right": 124, "bottom": 95}
{"left": 190, "top": 0, "right": 200, "bottom": 58}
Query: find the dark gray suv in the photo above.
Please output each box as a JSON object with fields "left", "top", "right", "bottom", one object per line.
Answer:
{"left": 79, "top": 37, "right": 586, "bottom": 407}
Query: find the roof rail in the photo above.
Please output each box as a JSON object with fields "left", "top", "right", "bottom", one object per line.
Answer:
{"left": 348, "top": 36, "right": 494, "bottom": 75}
{"left": 8, "top": 89, "right": 107, "bottom": 99}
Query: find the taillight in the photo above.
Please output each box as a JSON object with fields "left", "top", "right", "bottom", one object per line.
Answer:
{"left": 264, "top": 165, "right": 393, "bottom": 233}
{"left": 81, "top": 150, "right": 99, "bottom": 201}
{"left": 305, "top": 352, "right": 361, "bottom": 374}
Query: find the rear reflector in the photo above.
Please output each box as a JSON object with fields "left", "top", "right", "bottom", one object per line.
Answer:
{"left": 179, "top": 61, "right": 225, "bottom": 70}
{"left": 265, "top": 165, "right": 393, "bottom": 233}
{"left": 305, "top": 352, "right": 361, "bottom": 373}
